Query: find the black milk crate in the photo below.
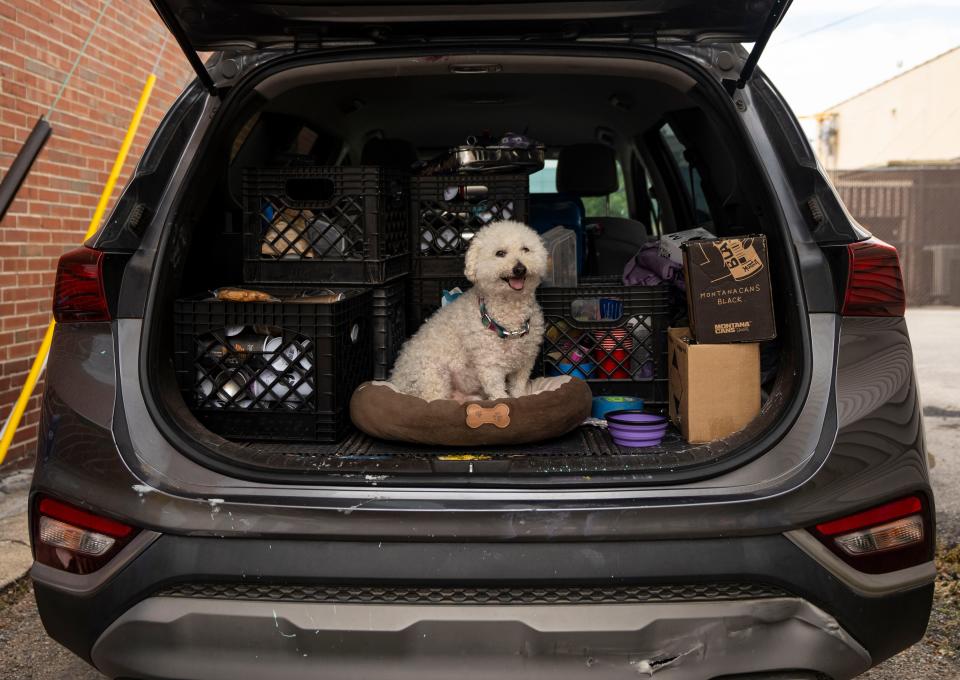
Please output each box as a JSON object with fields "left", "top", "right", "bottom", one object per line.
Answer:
{"left": 173, "top": 287, "right": 372, "bottom": 443}
{"left": 242, "top": 166, "right": 409, "bottom": 284}
{"left": 407, "top": 276, "right": 471, "bottom": 330}
{"left": 536, "top": 278, "right": 673, "bottom": 405}
{"left": 411, "top": 174, "right": 529, "bottom": 278}
{"left": 372, "top": 278, "right": 407, "bottom": 380}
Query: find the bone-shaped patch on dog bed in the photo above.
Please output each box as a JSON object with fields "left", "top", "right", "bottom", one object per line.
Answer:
{"left": 465, "top": 403, "right": 511, "bottom": 429}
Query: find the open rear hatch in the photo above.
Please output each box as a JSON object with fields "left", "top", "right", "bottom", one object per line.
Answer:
{"left": 138, "top": 1, "right": 812, "bottom": 485}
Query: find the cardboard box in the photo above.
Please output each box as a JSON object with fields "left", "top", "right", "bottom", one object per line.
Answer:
{"left": 681, "top": 235, "right": 776, "bottom": 343}
{"left": 668, "top": 327, "right": 760, "bottom": 443}
{"left": 659, "top": 227, "right": 715, "bottom": 264}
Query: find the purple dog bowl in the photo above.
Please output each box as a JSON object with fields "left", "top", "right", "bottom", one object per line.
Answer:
{"left": 606, "top": 411, "right": 668, "bottom": 427}
{"left": 605, "top": 410, "right": 669, "bottom": 448}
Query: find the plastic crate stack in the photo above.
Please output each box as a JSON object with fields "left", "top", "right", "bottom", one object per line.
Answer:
{"left": 174, "top": 165, "right": 411, "bottom": 443}
{"left": 239, "top": 165, "right": 409, "bottom": 382}
{"left": 407, "top": 174, "right": 528, "bottom": 327}
{"left": 241, "top": 166, "right": 409, "bottom": 384}
{"left": 537, "top": 277, "right": 673, "bottom": 407}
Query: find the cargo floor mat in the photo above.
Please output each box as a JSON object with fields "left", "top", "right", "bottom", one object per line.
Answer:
{"left": 222, "top": 426, "right": 734, "bottom": 480}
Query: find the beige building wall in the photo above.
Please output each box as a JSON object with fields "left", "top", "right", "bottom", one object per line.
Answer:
{"left": 817, "top": 46, "right": 960, "bottom": 170}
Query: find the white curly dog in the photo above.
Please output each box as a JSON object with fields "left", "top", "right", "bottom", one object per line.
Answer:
{"left": 390, "top": 220, "right": 548, "bottom": 402}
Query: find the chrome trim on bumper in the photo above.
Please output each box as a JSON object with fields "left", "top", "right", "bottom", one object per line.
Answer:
{"left": 92, "top": 596, "right": 871, "bottom": 680}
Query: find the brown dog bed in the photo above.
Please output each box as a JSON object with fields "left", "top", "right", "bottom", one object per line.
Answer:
{"left": 349, "top": 376, "right": 593, "bottom": 446}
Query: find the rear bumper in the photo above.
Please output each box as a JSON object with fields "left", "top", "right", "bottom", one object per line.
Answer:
{"left": 32, "top": 532, "right": 933, "bottom": 678}
{"left": 91, "top": 596, "right": 870, "bottom": 680}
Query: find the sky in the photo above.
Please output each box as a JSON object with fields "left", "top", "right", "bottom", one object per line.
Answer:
{"left": 760, "top": 0, "right": 960, "bottom": 116}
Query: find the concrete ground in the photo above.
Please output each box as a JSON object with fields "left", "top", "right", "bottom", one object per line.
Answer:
{"left": 0, "top": 308, "right": 957, "bottom": 679}
{"left": 0, "top": 471, "right": 32, "bottom": 591}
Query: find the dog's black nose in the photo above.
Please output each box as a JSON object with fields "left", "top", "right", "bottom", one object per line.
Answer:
{"left": 512, "top": 262, "right": 527, "bottom": 277}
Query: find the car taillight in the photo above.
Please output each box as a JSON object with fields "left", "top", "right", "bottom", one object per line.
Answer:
{"left": 809, "top": 495, "right": 932, "bottom": 574}
{"left": 33, "top": 496, "right": 137, "bottom": 574}
{"left": 842, "top": 237, "right": 905, "bottom": 317}
{"left": 832, "top": 516, "right": 924, "bottom": 556}
{"left": 53, "top": 246, "right": 110, "bottom": 322}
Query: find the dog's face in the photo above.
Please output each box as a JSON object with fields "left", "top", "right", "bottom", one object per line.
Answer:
{"left": 464, "top": 220, "right": 548, "bottom": 296}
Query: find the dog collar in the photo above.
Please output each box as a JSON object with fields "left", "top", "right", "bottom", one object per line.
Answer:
{"left": 479, "top": 297, "right": 530, "bottom": 338}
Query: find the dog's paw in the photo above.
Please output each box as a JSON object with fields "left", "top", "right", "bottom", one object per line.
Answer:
{"left": 508, "top": 378, "right": 532, "bottom": 398}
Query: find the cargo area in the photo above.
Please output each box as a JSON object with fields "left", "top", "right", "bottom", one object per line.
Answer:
{"left": 144, "top": 55, "right": 807, "bottom": 482}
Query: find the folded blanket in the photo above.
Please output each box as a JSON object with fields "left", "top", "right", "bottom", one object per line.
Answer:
{"left": 623, "top": 241, "right": 685, "bottom": 291}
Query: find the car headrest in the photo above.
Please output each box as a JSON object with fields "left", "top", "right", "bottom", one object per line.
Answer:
{"left": 556, "top": 144, "right": 618, "bottom": 197}
{"left": 360, "top": 138, "right": 418, "bottom": 168}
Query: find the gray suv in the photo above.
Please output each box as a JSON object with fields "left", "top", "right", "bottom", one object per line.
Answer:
{"left": 30, "top": 1, "right": 935, "bottom": 679}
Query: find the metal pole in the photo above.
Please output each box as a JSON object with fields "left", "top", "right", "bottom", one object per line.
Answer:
{"left": 0, "top": 118, "right": 52, "bottom": 222}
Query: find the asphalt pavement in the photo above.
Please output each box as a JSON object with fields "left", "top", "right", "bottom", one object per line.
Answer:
{"left": 0, "top": 308, "right": 957, "bottom": 679}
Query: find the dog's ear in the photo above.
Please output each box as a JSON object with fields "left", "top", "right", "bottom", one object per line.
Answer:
{"left": 464, "top": 234, "right": 480, "bottom": 283}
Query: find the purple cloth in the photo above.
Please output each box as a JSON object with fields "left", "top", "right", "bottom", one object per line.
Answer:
{"left": 622, "top": 241, "right": 685, "bottom": 291}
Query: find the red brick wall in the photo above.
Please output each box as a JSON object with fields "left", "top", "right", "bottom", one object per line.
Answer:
{"left": 0, "top": 0, "right": 195, "bottom": 469}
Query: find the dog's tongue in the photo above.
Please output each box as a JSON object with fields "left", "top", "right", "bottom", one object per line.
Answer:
{"left": 508, "top": 277, "right": 525, "bottom": 291}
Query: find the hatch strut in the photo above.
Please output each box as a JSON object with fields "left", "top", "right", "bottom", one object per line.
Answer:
{"left": 149, "top": 0, "right": 217, "bottom": 95}
{"left": 723, "top": 0, "right": 793, "bottom": 95}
